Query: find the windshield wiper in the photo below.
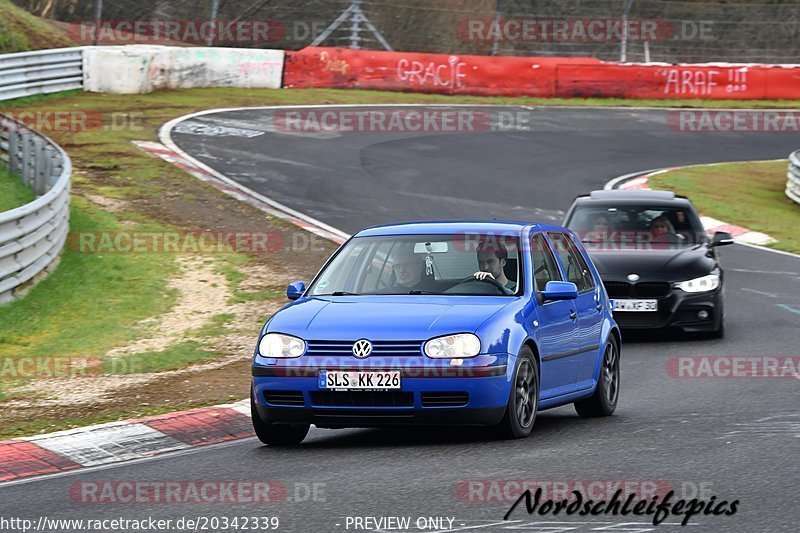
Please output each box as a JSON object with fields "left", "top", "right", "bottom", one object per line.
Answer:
{"left": 407, "top": 290, "right": 441, "bottom": 295}
{"left": 315, "top": 291, "right": 361, "bottom": 296}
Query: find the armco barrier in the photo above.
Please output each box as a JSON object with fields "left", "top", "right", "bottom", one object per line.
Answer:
{"left": 0, "top": 114, "right": 71, "bottom": 305}
{"left": 787, "top": 150, "right": 800, "bottom": 206}
{"left": 284, "top": 47, "right": 800, "bottom": 100}
{"left": 0, "top": 48, "right": 84, "bottom": 102}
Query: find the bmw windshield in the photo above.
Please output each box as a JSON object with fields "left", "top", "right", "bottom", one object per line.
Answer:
{"left": 307, "top": 234, "right": 522, "bottom": 296}
{"left": 566, "top": 205, "right": 706, "bottom": 250}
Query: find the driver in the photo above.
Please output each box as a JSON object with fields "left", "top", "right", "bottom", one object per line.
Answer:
{"left": 473, "top": 241, "right": 516, "bottom": 292}
{"left": 391, "top": 247, "right": 426, "bottom": 291}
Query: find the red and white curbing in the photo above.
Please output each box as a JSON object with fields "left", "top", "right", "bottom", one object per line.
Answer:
{"left": 618, "top": 168, "right": 778, "bottom": 247}
{"left": 0, "top": 400, "right": 253, "bottom": 483}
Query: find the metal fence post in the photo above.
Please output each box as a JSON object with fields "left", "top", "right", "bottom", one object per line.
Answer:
{"left": 20, "top": 132, "right": 32, "bottom": 186}
{"left": 7, "top": 128, "right": 19, "bottom": 174}
{"left": 34, "top": 136, "right": 47, "bottom": 195}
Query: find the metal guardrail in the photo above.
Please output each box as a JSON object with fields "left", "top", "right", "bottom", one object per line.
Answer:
{"left": 0, "top": 114, "right": 71, "bottom": 305}
{"left": 0, "top": 47, "right": 84, "bottom": 102}
{"left": 788, "top": 150, "right": 800, "bottom": 206}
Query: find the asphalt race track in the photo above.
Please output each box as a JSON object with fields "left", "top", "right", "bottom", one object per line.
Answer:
{"left": 3, "top": 107, "right": 799, "bottom": 532}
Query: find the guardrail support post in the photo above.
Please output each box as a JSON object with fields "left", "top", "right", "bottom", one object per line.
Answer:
{"left": 33, "top": 136, "right": 48, "bottom": 195}
{"left": 7, "top": 128, "right": 19, "bottom": 174}
{"left": 20, "top": 132, "right": 32, "bottom": 187}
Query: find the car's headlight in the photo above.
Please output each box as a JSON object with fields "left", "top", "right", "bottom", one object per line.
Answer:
{"left": 677, "top": 273, "right": 720, "bottom": 293}
{"left": 424, "top": 333, "right": 481, "bottom": 359}
{"left": 259, "top": 333, "right": 306, "bottom": 358}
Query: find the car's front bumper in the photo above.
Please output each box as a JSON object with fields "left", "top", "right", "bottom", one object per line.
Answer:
{"left": 612, "top": 286, "right": 723, "bottom": 332}
{"left": 251, "top": 354, "right": 511, "bottom": 428}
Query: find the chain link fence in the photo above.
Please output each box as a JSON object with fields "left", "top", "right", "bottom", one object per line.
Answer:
{"left": 12, "top": 0, "right": 800, "bottom": 63}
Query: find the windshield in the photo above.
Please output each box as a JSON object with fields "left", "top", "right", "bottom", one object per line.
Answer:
{"left": 566, "top": 204, "right": 705, "bottom": 250}
{"left": 307, "top": 233, "right": 522, "bottom": 297}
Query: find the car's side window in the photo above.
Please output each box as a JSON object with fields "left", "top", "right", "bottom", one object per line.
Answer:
{"left": 531, "top": 233, "right": 562, "bottom": 291}
{"left": 548, "top": 232, "right": 593, "bottom": 293}
{"left": 565, "top": 235, "right": 596, "bottom": 292}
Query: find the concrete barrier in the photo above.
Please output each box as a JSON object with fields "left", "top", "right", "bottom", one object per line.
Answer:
{"left": 84, "top": 45, "right": 284, "bottom": 94}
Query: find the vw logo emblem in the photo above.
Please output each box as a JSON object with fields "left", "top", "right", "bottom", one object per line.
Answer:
{"left": 627, "top": 273, "right": 640, "bottom": 282}
{"left": 352, "top": 339, "right": 373, "bottom": 358}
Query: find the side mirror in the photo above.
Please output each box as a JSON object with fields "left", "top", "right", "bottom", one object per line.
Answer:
{"left": 712, "top": 231, "right": 734, "bottom": 247}
{"left": 286, "top": 281, "right": 306, "bottom": 300}
{"left": 542, "top": 281, "right": 579, "bottom": 301}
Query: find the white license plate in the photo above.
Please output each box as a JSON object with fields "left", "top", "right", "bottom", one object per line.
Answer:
{"left": 318, "top": 370, "right": 401, "bottom": 391}
{"left": 614, "top": 299, "right": 658, "bottom": 312}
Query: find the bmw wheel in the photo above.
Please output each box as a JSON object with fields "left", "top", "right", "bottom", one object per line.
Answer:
{"left": 250, "top": 388, "right": 310, "bottom": 446}
{"left": 575, "top": 336, "right": 619, "bottom": 417}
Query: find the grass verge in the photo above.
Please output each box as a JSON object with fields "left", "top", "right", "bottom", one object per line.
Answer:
{"left": 0, "top": 0, "right": 75, "bottom": 53}
{"left": 648, "top": 160, "right": 800, "bottom": 254}
{"left": 0, "top": 167, "right": 34, "bottom": 212}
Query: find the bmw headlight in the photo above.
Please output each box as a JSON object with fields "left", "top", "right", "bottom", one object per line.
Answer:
{"left": 424, "top": 333, "right": 481, "bottom": 359}
{"left": 259, "top": 333, "right": 306, "bottom": 358}
{"left": 677, "top": 273, "right": 720, "bottom": 293}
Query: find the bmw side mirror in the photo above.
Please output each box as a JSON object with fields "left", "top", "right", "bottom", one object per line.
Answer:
{"left": 712, "top": 231, "right": 734, "bottom": 247}
{"left": 287, "top": 281, "right": 306, "bottom": 300}
{"left": 542, "top": 281, "right": 579, "bottom": 301}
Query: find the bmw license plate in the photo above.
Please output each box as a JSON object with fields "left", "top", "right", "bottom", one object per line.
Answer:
{"left": 319, "top": 370, "right": 401, "bottom": 391}
{"left": 614, "top": 299, "right": 658, "bottom": 312}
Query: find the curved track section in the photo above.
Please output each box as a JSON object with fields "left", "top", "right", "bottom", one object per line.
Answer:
{"left": 2, "top": 106, "right": 798, "bottom": 532}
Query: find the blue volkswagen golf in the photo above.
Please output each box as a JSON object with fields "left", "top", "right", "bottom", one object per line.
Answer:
{"left": 251, "top": 222, "right": 620, "bottom": 445}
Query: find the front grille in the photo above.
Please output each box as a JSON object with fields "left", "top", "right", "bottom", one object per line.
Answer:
{"left": 634, "top": 282, "right": 671, "bottom": 298}
{"left": 604, "top": 282, "right": 631, "bottom": 298}
{"left": 306, "top": 340, "right": 423, "bottom": 357}
{"left": 264, "top": 390, "right": 305, "bottom": 406}
{"left": 310, "top": 390, "right": 414, "bottom": 407}
{"left": 605, "top": 281, "right": 672, "bottom": 299}
{"left": 421, "top": 392, "right": 469, "bottom": 407}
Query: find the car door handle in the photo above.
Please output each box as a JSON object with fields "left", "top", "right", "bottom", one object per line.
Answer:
{"left": 569, "top": 310, "right": 578, "bottom": 320}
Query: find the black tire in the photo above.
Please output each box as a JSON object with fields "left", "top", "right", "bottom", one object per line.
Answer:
{"left": 250, "top": 389, "right": 310, "bottom": 446}
{"left": 493, "top": 347, "right": 539, "bottom": 439}
{"left": 575, "top": 336, "right": 619, "bottom": 417}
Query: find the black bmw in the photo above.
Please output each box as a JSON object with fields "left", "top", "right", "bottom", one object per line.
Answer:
{"left": 564, "top": 190, "right": 733, "bottom": 337}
